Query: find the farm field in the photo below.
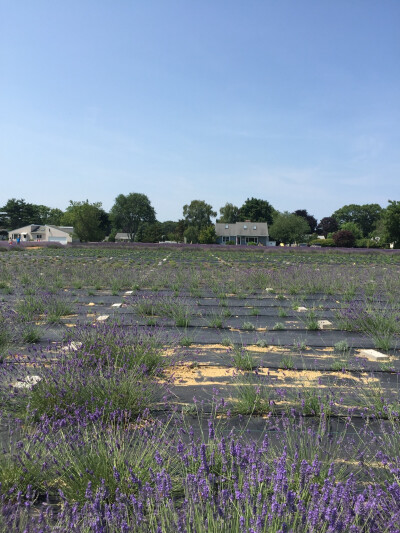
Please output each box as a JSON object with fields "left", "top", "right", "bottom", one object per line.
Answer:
{"left": 1, "top": 244, "right": 400, "bottom": 531}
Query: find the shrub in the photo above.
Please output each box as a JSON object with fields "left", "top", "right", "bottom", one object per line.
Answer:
{"left": 309, "top": 238, "right": 335, "bottom": 247}
{"left": 332, "top": 230, "right": 355, "bottom": 247}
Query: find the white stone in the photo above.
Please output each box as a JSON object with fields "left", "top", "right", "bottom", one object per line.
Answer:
{"left": 97, "top": 315, "right": 109, "bottom": 322}
{"left": 318, "top": 320, "right": 332, "bottom": 329}
{"left": 12, "top": 375, "right": 41, "bottom": 389}
{"left": 265, "top": 288, "right": 274, "bottom": 292}
{"left": 297, "top": 307, "right": 308, "bottom": 312}
{"left": 125, "top": 291, "right": 133, "bottom": 295}
{"left": 358, "top": 349, "right": 389, "bottom": 362}
{"left": 111, "top": 303, "right": 122, "bottom": 308}
{"left": 62, "top": 341, "right": 82, "bottom": 352}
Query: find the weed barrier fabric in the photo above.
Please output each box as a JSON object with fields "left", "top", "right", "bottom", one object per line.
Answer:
{"left": 102, "top": 324, "right": 377, "bottom": 348}
{"left": 171, "top": 346, "right": 400, "bottom": 372}
{"left": 30, "top": 319, "right": 386, "bottom": 349}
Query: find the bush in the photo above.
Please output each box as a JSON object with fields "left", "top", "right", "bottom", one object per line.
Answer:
{"left": 308, "top": 238, "right": 335, "bottom": 247}
{"left": 355, "top": 238, "right": 382, "bottom": 248}
{"left": 332, "top": 230, "right": 355, "bottom": 247}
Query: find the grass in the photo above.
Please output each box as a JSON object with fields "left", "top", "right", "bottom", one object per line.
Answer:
{"left": 334, "top": 339, "right": 350, "bottom": 355}
{"left": 179, "top": 335, "right": 193, "bottom": 346}
{"left": 281, "top": 354, "right": 294, "bottom": 369}
{"left": 304, "top": 310, "right": 320, "bottom": 331}
{"left": 231, "top": 346, "right": 255, "bottom": 371}
{"left": 232, "top": 374, "right": 273, "bottom": 415}
{"left": 207, "top": 315, "right": 224, "bottom": 328}
{"left": 22, "top": 326, "right": 41, "bottom": 344}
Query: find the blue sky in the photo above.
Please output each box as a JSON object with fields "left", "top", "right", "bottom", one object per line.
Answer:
{"left": 1, "top": 1, "right": 399, "bottom": 222}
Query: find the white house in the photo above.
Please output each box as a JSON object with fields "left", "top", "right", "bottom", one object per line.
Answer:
{"left": 9, "top": 225, "right": 75, "bottom": 245}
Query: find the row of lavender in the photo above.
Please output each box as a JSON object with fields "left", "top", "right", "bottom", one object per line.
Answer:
{"left": 0, "top": 246, "right": 400, "bottom": 531}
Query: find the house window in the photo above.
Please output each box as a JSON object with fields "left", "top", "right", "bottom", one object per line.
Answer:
{"left": 253, "top": 226, "right": 257, "bottom": 230}
{"left": 243, "top": 225, "right": 247, "bottom": 229}
{"left": 245, "top": 237, "right": 258, "bottom": 244}
{"left": 36, "top": 234, "right": 42, "bottom": 240}
{"left": 225, "top": 225, "right": 229, "bottom": 229}
{"left": 221, "top": 236, "right": 232, "bottom": 243}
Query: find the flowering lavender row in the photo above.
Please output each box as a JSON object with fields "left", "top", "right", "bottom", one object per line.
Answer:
{"left": 1, "top": 246, "right": 400, "bottom": 532}
{"left": 1, "top": 408, "right": 400, "bottom": 532}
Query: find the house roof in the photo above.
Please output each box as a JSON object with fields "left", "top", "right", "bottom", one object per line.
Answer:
{"left": 115, "top": 233, "right": 131, "bottom": 240}
{"left": 9, "top": 224, "right": 73, "bottom": 236}
{"left": 215, "top": 222, "right": 269, "bottom": 237}
{"left": 49, "top": 226, "right": 74, "bottom": 235}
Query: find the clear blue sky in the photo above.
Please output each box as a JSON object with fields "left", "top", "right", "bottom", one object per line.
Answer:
{"left": 1, "top": 1, "right": 399, "bottom": 222}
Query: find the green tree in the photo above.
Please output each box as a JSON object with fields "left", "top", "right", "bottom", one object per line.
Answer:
{"left": 293, "top": 209, "right": 317, "bottom": 233}
{"left": 174, "top": 219, "right": 187, "bottom": 242}
{"left": 61, "top": 200, "right": 106, "bottom": 242}
{"left": 198, "top": 225, "right": 217, "bottom": 244}
{"left": 136, "top": 222, "right": 163, "bottom": 243}
{"left": 332, "top": 204, "right": 382, "bottom": 237}
{"left": 110, "top": 193, "right": 156, "bottom": 241}
{"left": 340, "top": 221, "right": 363, "bottom": 240}
{"left": 184, "top": 226, "right": 199, "bottom": 244}
{"left": 183, "top": 200, "right": 216, "bottom": 230}
{"left": 0, "top": 198, "right": 34, "bottom": 228}
{"left": 47, "top": 208, "right": 65, "bottom": 225}
{"left": 239, "top": 198, "right": 275, "bottom": 224}
{"left": 217, "top": 203, "right": 240, "bottom": 223}
{"left": 269, "top": 212, "right": 310, "bottom": 244}
{"left": 384, "top": 200, "right": 400, "bottom": 245}
{"left": 0, "top": 199, "right": 65, "bottom": 228}
{"left": 159, "top": 221, "right": 178, "bottom": 241}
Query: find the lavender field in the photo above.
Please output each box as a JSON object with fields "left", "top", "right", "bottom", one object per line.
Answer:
{"left": 1, "top": 243, "right": 400, "bottom": 532}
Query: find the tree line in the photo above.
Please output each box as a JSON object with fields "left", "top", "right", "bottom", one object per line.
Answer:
{"left": 1, "top": 195, "right": 399, "bottom": 246}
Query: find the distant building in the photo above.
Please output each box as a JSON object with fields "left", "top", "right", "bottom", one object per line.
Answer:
{"left": 8, "top": 225, "right": 75, "bottom": 245}
{"left": 114, "top": 233, "right": 131, "bottom": 242}
{"left": 215, "top": 222, "right": 273, "bottom": 246}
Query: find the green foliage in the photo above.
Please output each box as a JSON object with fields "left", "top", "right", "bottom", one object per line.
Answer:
{"left": 340, "top": 221, "right": 363, "bottom": 239}
{"left": 62, "top": 200, "right": 107, "bottom": 242}
{"left": 184, "top": 226, "right": 199, "bottom": 244}
{"left": 293, "top": 209, "right": 318, "bottom": 233}
{"left": 231, "top": 346, "right": 255, "bottom": 370}
{"left": 22, "top": 326, "right": 41, "bottom": 344}
{"left": 232, "top": 374, "right": 273, "bottom": 415}
{"left": 332, "top": 203, "right": 383, "bottom": 237}
{"left": 355, "top": 238, "right": 382, "bottom": 248}
{"left": 238, "top": 197, "right": 275, "bottom": 224}
{"left": 270, "top": 212, "right": 310, "bottom": 244}
{"left": 136, "top": 221, "right": 163, "bottom": 243}
{"left": 0, "top": 198, "right": 63, "bottom": 229}
{"left": 384, "top": 200, "right": 400, "bottom": 244}
{"left": 334, "top": 340, "right": 350, "bottom": 355}
{"left": 110, "top": 193, "right": 156, "bottom": 241}
{"left": 183, "top": 200, "right": 217, "bottom": 230}
{"left": 309, "top": 237, "right": 335, "bottom": 247}
{"left": 198, "top": 225, "right": 217, "bottom": 244}
{"left": 217, "top": 202, "right": 240, "bottom": 223}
